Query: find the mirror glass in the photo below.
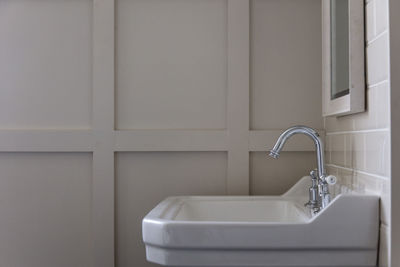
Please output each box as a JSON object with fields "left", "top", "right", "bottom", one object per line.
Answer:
{"left": 330, "top": 0, "right": 349, "bottom": 100}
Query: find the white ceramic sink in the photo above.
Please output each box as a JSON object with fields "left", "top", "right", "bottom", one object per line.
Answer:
{"left": 143, "top": 177, "right": 379, "bottom": 267}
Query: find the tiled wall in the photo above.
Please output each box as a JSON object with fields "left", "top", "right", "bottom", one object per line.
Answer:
{"left": 324, "top": 0, "right": 390, "bottom": 265}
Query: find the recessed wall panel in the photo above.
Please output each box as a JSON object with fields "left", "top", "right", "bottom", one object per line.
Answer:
{"left": 0, "top": 0, "right": 92, "bottom": 129}
{"left": 0, "top": 153, "right": 93, "bottom": 267}
{"left": 116, "top": 0, "right": 227, "bottom": 130}
{"left": 250, "top": 152, "right": 316, "bottom": 195}
{"left": 250, "top": 0, "right": 322, "bottom": 130}
{"left": 116, "top": 152, "right": 227, "bottom": 267}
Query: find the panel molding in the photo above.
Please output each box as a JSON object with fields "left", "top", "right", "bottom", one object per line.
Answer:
{"left": 0, "top": 130, "right": 93, "bottom": 152}
{"left": 227, "top": 0, "right": 250, "bottom": 195}
{"left": 115, "top": 130, "right": 228, "bottom": 151}
{"left": 92, "top": 0, "right": 115, "bottom": 266}
{"left": 0, "top": 129, "right": 323, "bottom": 153}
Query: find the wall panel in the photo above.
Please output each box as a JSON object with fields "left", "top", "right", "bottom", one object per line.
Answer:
{"left": 0, "top": 0, "right": 92, "bottom": 129}
{"left": 250, "top": 151, "right": 316, "bottom": 195}
{"left": 115, "top": 0, "right": 227, "bottom": 130}
{"left": 0, "top": 153, "right": 93, "bottom": 267}
{"left": 115, "top": 152, "right": 227, "bottom": 267}
{"left": 250, "top": 0, "right": 322, "bottom": 130}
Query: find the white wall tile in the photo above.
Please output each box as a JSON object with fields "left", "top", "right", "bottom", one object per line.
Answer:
{"left": 325, "top": 135, "right": 332, "bottom": 163}
{"left": 351, "top": 133, "right": 366, "bottom": 171}
{"left": 365, "top": 131, "right": 390, "bottom": 176}
{"left": 366, "top": 33, "right": 389, "bottom": 86}
{"left": 344, "top": 134, "right": 353, "bottom": 168}
{"left": 324, "top": 115, "right": 355, "bottom": 133}
{"left": 366, "top": 0, "right": 376, "bottom": 42}
{"left": 326, "top": 165, "right": 338, "bottom": 177}
{"left": 0, "top": 0, "right": 92, "bottom": 129}
{"left": 375, "top": 0, "right": 389, "bottom": 35}
{"left": 326, "top": 84, "right": 389, "bottom": 133}
{"left": 336, "top": 167, "right": 353, "bottom": 188}
{"left": 375, "top": 82, "right": 390, "bottom": 129}
{"left": 330, "top": 134, "right": 345, "bottom": 166}
{"left": 327, "top": 85, "right": 389, "bottom": 132}
{"left": 352, "top": 171, "right": 379, "bottom": 193}
{"left": 353, "top": 88, "right": 376, "bottom": 130}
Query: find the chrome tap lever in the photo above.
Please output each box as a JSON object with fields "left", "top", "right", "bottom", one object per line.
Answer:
{"left": 305, "top": 169, "right": 320, "bottom": 212}
{"left": 320, "top": 180, "right": 333, "bottom": 208}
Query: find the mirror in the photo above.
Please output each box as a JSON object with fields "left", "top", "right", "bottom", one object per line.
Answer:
{"left": 330, "top": 0, "right": 349, "bottom": 100}
{"left": 322, "top": 0, "right": 365, "bottom": 117}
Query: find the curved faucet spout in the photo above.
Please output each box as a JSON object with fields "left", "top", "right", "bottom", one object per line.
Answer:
{"left": 269, "top": 126, "right": 326, "bottom": 180}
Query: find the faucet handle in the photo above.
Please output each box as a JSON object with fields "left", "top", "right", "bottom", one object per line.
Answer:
{"left": 309, "top": 169, "right": 318, "bottom": 179}
{"left": 325, "top": 175, "right": 337, "bottom": 185}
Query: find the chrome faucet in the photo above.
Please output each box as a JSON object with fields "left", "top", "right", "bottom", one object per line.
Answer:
{"left": 269, "top": 126, "right": 335, "bottom": 213}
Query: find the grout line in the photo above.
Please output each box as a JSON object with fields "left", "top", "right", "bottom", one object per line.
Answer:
{"left": 363, "top": 133, "right": 367, "bottom": 170}
{"left": 381, "top": 222, "right": 390, "bottom": 229}
{"left": 325, "top": 128, "right": 390, "bottom": 135}
{"left": 366, "top": 29, "right": 388, "bottom": 46}
{"left": 326, "top": 164, "right": 390, "bottom": 180}
{"left": 368, "top": 79, "right": 389, "bottom": 89}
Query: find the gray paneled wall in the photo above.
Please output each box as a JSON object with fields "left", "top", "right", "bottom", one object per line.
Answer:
{"left": 0, "top": 0, "right": 323, "bottom": 266}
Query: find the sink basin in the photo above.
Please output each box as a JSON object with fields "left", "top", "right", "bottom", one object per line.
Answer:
{"left": 142, "top": 177, "right": 379, "bottom": 267}
{"left": 173, "top": 198, "right": 308, "bottom": 222}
